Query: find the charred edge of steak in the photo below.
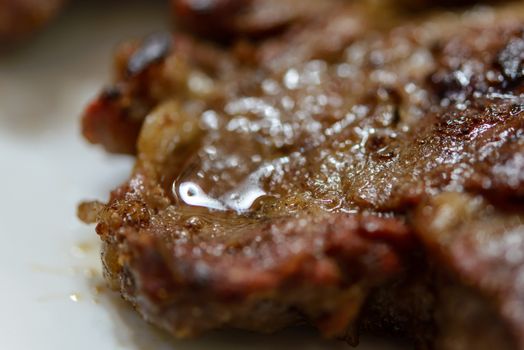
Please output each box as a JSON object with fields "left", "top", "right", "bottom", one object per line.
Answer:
{"left": 81, "top": 33, "right": 175, "bottom": 154}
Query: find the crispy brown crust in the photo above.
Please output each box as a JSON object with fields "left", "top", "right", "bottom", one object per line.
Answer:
{"left": 81, "top": 32, "right": 240, "bottom": 154}
{"left": 93, "top": 172, "right": 412, "bottom": 337}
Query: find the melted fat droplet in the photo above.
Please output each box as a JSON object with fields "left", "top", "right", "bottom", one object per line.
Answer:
{"left": 176, "top": 182, "right": 227, "bottom": 211}
{"left": 173, "top": 157, "right": 292, "bottom": 213}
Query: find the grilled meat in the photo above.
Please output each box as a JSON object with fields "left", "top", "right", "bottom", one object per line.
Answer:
{"left": 80, "top": 1, "right": 524, "bottom": 349}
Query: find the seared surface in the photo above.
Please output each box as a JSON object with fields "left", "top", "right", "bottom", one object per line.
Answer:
{"left": 80, "top": 1, "right": 524, "bottom": 349}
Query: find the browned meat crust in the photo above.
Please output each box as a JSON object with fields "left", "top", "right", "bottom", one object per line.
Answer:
{"left": 91, "top": 176, "right": 410, "bottom": 338}
{"left": 0, "top": 0, "right": 64, "bottom": 44}
{"left": 79, "top": 1, "right": 524, "bottom": 349}
{"left": 82, "top": 0, "right": 365, "bottom": 154}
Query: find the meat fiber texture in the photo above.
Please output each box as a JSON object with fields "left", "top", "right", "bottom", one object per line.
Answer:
{"left": 79, "top": 1, "right": 524, "bottom": 349}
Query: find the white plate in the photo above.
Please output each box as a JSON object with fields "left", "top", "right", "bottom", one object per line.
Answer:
{"left": 0, "top": 2, "right": 406, "bottom": 349}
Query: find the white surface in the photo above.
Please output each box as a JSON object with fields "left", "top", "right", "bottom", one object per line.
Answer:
{"left": 0, "top": 2, "right": 406, "bottom": 349}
